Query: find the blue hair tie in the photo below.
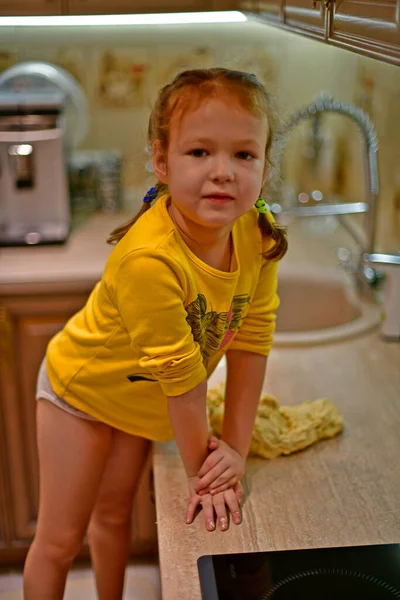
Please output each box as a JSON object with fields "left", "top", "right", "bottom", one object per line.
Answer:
{"left": 143, "top": 186, "right": 158, "bottom": 203}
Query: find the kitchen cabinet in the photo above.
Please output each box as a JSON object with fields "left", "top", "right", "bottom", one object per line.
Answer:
{"left": 0, "top": 292, "right": 157, "bottom": 565}
{"left": 66, "top": 0, "right": 237, "bottom": 15}
{"left": 0, "top": 443, "right": 10, "bottom": 552}
{"left": 0, "top": 0, "right": 237, "bottom": 15}
{"left": 328, "top": 0, "right": 400, "bottom": 64}
{"left": 0, "top": 0, "right": 63, "bottom": 15}
{"left": 246, "top": 0, "right": 400, "bottom": 66}
{"left": 239, "top": 0, "right": 326, "bottom": 32}
{"left": 240, "top": 0, "right": 282, "bottom": 23}
{"left": 283, "top": 0, "right": 327, "bottom": 38}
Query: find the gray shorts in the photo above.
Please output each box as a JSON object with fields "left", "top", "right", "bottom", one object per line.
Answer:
{"left": 36, "top": 358, "right": 97, "bottom": 421}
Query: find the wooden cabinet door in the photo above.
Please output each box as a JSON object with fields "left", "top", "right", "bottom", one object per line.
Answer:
{"left": 67, "top": 0, "right": 218, "bottom": 15}
{"left": 283, "top": 0, "right": 327, "bottom": 38}
{"left": 329, "top": 0, "right": 400, "bottom": 65}
{"left": 239, "top": 0, "right": 282, "bottom": 24}
{"left": 0, "top": 0, "right": 62, "bottom": 15}
{"left": 0, "top": 291, "right": 157, "bottom": 563}
{"left": 0, "top": 294, "right": 87, "bottom": 547}
{"left": 0, "top": 447, "right": 11, "bottom": 553}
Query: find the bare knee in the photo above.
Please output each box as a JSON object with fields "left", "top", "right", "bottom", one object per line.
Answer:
{"left": 32, "top": 528, "right": 85, "bottom": 568}
{"left": 89, "top": 497, "right": 133, "bottom": 532}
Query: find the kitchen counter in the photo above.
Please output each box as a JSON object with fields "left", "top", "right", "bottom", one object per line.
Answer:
{"left": 153, "top": 331, "right": 400, "bottom": 600}
{"left": 0, "top": 212, "right": 364, "bottom": 294}
{"left": 0, "top": 212, "right": 130, "bottom": 295}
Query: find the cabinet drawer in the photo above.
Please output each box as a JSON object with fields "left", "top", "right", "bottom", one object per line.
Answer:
{"left": 283, "top": 0, "right": 327, "bottom": 38}
{"left": 329, "top": 0, "right": 400, "bottom": 64}
{"left": 0, "top": 0, "right": 62, "bottom": 16}
{"left": 66, "top": 0, "right": 215, "bottom": 15}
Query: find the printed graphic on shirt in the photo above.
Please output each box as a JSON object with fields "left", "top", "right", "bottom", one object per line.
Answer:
{"left": 185, "top": 293, "right": 250, "bottom": 363}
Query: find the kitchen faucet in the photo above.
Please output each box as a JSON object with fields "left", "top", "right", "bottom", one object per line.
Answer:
{"left": 268, "top": 92, "right": 382, "bottom": 287}
{"left": 269, "top": 92, "right": 400, "bottom": 338}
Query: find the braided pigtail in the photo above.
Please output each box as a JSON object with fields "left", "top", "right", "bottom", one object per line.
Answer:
{"left": 254, "top": 197, "right": 287, "bottom": 260}
{"left": 107, "top": 182, "right": 167, "bottom": 245}
{"left": 258, "top": 212, "right": 287, "bottom": 260}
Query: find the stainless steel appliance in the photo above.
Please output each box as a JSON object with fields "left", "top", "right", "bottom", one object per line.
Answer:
{"left": 0, "top": 91, "right": 70, "bottom": 246}
{"left": 198, "top": 543, "right": 400, "bottom": 599}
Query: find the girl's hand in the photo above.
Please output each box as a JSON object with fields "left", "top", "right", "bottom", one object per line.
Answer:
{"left": 195, "top": 437, "right": 245, "bottom": 496}
{"left": 186, "top": 477, "right": 243, "bottom": 532}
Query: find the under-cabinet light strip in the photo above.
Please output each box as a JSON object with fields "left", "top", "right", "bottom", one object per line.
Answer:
{"left": 0, "top": 11, "right": 247, "bottom": 27}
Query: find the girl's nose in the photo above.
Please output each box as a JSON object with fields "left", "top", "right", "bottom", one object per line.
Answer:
{"left": 210, "top": 156, "right": 234, "bottom": 183}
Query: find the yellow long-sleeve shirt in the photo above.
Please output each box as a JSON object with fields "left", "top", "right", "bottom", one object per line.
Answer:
{"left": 46, "top": 194, "right": 279, "bottom": 441}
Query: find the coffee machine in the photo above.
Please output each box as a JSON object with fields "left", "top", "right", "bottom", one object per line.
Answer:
{"left": 0, "top": 91, "right": 70, "bottom": 246}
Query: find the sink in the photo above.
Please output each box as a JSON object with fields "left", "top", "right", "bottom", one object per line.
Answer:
{"left": 274, "top": 267, "right": 382, "bottom": 345}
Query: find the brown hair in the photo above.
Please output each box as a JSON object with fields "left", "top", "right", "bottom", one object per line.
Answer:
{"left": 108, "top": 68, "right": 287, "bottom": 260}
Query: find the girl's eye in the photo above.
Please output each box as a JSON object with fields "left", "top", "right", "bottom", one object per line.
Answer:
{"left": 236, "top": 151, "right": 254, "bottom": 160}
{"left": 189, "top": 149, "right": 208, "bottom": 157}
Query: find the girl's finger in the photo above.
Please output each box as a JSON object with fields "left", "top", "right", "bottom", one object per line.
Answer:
{"left": 223, "top": 488, "right": 242, "bottom": 526}
{"left": 208, "top": 468, "right": 235, "bottom": 492}
{"left": 207, "top": 436, "right": 219, "bottom": 450}
{"left": 233, "top": 482, "right": 244, "bottom": 506}
{"left": 197, "top": 450, "right": 223, "bottom": 479}
{"left": 195, "top": 462, "right": 228, "bottom": 493}
{"left": 212, "top": 493, "right": 229, "bottom": 531}
{"left": 209, "top": 475, "right": 238, "bottom": 496}
{"left": 201, "top": 494, "right": 216, "bottom": 532}
{"left": 185, "top": 494, "right": 201, "bottom": 524}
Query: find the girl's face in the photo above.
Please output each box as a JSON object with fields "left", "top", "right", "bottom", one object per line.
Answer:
{"left": 153, "top": 96, "right": 269, "bottom": 234}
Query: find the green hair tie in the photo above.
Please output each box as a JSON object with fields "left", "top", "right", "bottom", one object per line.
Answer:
{"left": 255, "top": 197, "right": 267, "bottom": 214}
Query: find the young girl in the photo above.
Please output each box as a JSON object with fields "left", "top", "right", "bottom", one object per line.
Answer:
{"left": 24, "top": 67, "right": 287, "bottom": 599}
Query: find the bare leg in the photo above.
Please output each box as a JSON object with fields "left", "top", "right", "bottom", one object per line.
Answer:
{"left": 24, "top": 400, "right": 113, "bottom": 600}
{"left": 88, "top": 431, "right": 150, "bottom": 600}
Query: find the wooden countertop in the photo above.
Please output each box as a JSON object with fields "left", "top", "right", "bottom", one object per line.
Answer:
{"left": 0, "top": 212, "right": 129, "bottom": 295}
{"left": 153, "top": 331, "right": 400, "bottom": 600}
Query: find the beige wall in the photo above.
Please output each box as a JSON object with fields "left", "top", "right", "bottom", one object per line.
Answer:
{"left": 0, "top": 19, "right": 399, "bottom": 252}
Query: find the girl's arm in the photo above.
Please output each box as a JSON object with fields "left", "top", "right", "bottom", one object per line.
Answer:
{"left": 168, "top": 350, "right": 266, "bottom": 482}
{"left": 222, "top": 349, "right": 267, "bottom": 458}
{"left": 168, "top": 378, "right": 245, "bottom": 530}
{"left": 116, "top": 251, "right": 211, "bottom": 478}
{"left": 167, "top": 377, "right": 210, "bottom": 478}
{"left": 195, "top": 252, "right": 278, "bottom": 494}
{"left": 195, "top": 349, "right": 267, "bottom": 495}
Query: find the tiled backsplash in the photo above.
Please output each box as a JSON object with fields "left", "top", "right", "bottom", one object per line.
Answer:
{"left": 1, "top": 20, "right": 399, "bottom": 251}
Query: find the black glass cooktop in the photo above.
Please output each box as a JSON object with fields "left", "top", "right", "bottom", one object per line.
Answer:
{"left": 198, "top": 543, "right": 400, "bottom": 599}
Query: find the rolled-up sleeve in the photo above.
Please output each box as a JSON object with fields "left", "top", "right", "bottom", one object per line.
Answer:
{"left": 229, "top": 258, "right": 279, "bottom": 356}
{"left": 115, "top": 250, "right": 207, "bottom": 396}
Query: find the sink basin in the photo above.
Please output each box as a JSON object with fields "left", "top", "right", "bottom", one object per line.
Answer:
{"left": 274, "top": 267, "right": 381, "bottom": 345}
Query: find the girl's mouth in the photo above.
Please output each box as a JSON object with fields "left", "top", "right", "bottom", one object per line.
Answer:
{"left": 203, "top": 194, "right": 234, "bottom": 204}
